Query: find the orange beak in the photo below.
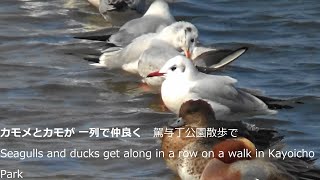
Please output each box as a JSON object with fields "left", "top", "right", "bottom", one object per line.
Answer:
{"left": 184, "top": 49, "right": 191, "bottom": 59}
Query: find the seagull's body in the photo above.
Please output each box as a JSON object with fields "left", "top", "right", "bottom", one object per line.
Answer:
{"left": 107, "top": 0, "right": 175, "bottom": 46}
{"left": 147, "top": 56, "right": 276, "bottom": 119}
{"left": 97, "top": 33, "right": 156, "bottom": 72}
{"left": 162, "top": 69, "right": 274, "bottom": 119}
{"left": 138, "top": 40, "right": 181, "bottom": 86}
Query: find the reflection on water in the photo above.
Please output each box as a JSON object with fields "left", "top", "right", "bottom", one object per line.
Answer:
{"left": 0, "top": 0, "right": 319, "bottom": 179}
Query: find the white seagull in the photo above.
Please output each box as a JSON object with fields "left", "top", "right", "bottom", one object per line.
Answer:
{"left": 138, "top": 45, "right": 247, "bottom": 87}
{"left": 147, "top": 55, "right": 277, "bottom": 120}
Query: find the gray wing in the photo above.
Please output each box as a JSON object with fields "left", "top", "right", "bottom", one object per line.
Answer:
{"left": 117, "top": 33, "right": 156, "bottom": 64}
{"left": 190, "top": 74, "right": 270, "bottom": 113}
{"left": 99, "top": 33, "right": 155, "bottom": 67}
{"left": 108, "top": 16, "right": 173, "bottom": 46}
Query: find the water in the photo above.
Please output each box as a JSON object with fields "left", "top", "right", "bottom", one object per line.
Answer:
{"left": 0, "top": 0, "right": 319, "bottom": 179}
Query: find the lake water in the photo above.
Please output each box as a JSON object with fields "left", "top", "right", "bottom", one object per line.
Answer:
{"left": 0, "top": 0, "right": 319, "bottom": 179}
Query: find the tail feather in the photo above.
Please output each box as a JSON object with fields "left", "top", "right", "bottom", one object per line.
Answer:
{"left": 84, "top": 56, "right": 100, "bottom": 63}
{"left": 73, "top": 27, "right": 119, "bottom": 41}
{"left": 83, "top": 47, "right": 122, "bottom": 65}
{"left": 74, "top": 35, "right": 111, "bottom": 41}
{"left": 254, "top": 95, "right": 303, "bottom": 110}
{"left": 240, "top": 88, "right": 303, "bottom": 110}
{"left": 105, "top": 42, "right": 118, "bottom": 48}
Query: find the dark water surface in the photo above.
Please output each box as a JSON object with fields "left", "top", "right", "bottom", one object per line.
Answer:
{"left": 0, "top": 0, "right": 320, "bottom": 179}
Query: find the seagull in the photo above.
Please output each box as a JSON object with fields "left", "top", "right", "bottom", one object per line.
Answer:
{"left": 147, "top": 55, "right": 277, "bottom": 119}
{"left": 80, "top": 0, "right": 174, "bottom": 43}
{"left": 139, "top": 46, "right": 247, "bottom": 87}
{"left": 91, "top": 0, "right": 176, "bottom": 26}
{"left": 93, "top": 21, "right": 198, "bottom": 74}
{"left": 107, "top": 0, "right": 175, "bottom": 46}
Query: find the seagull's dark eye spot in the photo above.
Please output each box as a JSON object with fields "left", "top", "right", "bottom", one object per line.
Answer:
{"left": 170, "top": 65, "right": 177, "bottom": 71}
{"left": 186, "top": 27, "right": 192, "bottom": 32}
{"left": 190, "top": 38, "right": 195, "bottom": 43}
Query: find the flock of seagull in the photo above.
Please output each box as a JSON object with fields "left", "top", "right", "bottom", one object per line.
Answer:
{"left": 79, "top": 0, "right": 320, "bottom": 179}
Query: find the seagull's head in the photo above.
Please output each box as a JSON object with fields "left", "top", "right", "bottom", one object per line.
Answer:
{"left": 146, "top": 55, "right": 195, "bottom": 78}
{"left": 160, "top": 22, "right": 198, "bottom": 59}
{"left": 175, "top": 22, "right": 198, "bottom": 59}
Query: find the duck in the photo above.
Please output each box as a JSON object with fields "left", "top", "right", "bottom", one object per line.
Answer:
{"left": 161, "top": 99, "right": 282, "bottom": 179}
{"left": 201, "top": 137, "right": 320, "bottom": 180}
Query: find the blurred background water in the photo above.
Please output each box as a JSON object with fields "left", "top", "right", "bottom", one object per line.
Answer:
{"left": 0, "top": 0, "right": 319, "bottom": 179}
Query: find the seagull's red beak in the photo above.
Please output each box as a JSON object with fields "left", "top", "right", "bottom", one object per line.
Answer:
{"left": 147, "top": 71, "right": 165, "bottom": 77}
{"left": 184, "top": 49, "right": 192, "bottom": 59}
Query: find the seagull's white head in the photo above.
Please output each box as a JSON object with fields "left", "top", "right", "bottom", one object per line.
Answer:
{"left": 158, "top": 22, "right": 198, "bottom": 59}
{"left": 147, "top": 55, "right": 197, "bottom": 78}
